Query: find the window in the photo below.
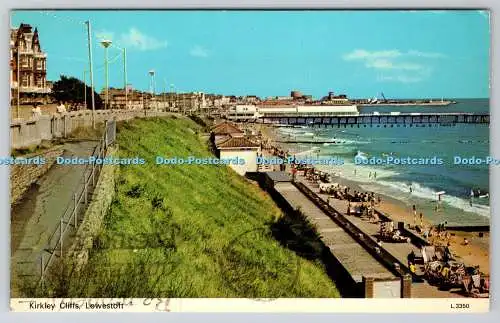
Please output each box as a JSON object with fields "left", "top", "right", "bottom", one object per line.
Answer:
{"left": 21, "top": 74, "right": 28, "bottom": 87}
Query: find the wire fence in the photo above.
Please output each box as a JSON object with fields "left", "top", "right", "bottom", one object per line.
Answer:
{"left": 36, "top": 119, "right": 116, "bottom": 285}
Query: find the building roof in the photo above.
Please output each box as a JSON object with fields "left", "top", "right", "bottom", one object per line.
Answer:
{"left": 212, "top": 122, "right": 244, "bottom": 135}
{"left": 217, "top": 136, "right": 260, "bottom": 149}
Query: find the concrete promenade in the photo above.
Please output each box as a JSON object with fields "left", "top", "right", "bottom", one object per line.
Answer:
{"left": 275, "top": 182, "right": 396, "bottom": 282}
{"left": 295, "top": 175, "right": 464, "bottom": 298}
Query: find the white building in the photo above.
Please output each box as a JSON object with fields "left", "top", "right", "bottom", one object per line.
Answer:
{"left": 217, "top": 137, "right": 260, "bottom": 175}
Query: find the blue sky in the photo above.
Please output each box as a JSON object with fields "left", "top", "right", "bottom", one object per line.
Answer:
{"left": 11, "top": 10, "right": 490, "bottom": 99}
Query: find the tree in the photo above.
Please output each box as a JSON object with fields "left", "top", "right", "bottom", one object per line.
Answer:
{"left": 51, "top": 75, "right": 103, "bottom": 109}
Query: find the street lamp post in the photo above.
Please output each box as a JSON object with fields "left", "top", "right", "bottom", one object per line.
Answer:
{"left": 123, "top": 48, "right": 127, "bottom": 109}
{"left": 83, "top": 70, "right": 87, "bottom": 109}
{"left": 163, "top": 78, "right": 167, "bottom": 111}
{"left": 170, "top": 83, "right": 175, "bottom": 111}
{"left": 148, "top": 70, "right": 155, "bottom": 110}
{"left": 85, "top": 20, "right": 96, "bottom": 129}
{"left": 100, "top": 39, "right": 112, "bottom": 109}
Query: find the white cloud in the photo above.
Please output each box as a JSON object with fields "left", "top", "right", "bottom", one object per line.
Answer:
{"left": 120, "top": 28, "right": 168, "bottom": 51}
{"left": 343, "top": 49, "right": 444, "bottom": 83}
{"left": 190, "top": 45, "right": 209, "bottom": 58}
{"left": 407, "top": 50, "right": 446, "bottom": 58}
{"left": 94, "top": 28, "right": 167, "bottom": 51}
{"left": 365, "top": 59, "right": 423, "bottom": 71}
{"left": 343, "top": 49, "right": 401, "bottom": 61}
{"left": 378, "top": 75, "right": 424, "bottom": 83}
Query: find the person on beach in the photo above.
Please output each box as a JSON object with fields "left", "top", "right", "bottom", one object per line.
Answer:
{"left": 354, "top": 168, "right": 357, "bottom": 176}
{"left": 369, "top": 172, "right": 372, "bottom": 179}
{"left": 377, "top": 195, "right": 381, "bottom": 205}
{"left": 409, "top": 184, "right": 413, "bottom": 193}
{"left": 419, "top": 212, "right": 423, "bottom": 227}
{"left": 463, "top": 237, "right": 469, "bottom": 246}
{"left": 412, "top": 205, "right": 417, "bottom": 226}
{"left": 409, "top": 262, "right": 416, "bottom": 274}
{"left": 374, "top": 172, "right": 377, "bottom": 179}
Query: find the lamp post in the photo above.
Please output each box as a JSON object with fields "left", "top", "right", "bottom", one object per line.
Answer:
{"left": 85, "top": 20, "right": 96, "bottom": 128}
{"left": 148, "top": 70, "right": 155, "bottom": 110}
{"left": 123, "top": 48, "right": 127, "bottom": 109}
{"left": 170, "top": 83, "right": 175, "bottom": 111}
{"left": 100, "top": 39, "right": 112, "bottom": 109}
{"left": 163, "top": 78, "right": 167, "bottom": 111}
{"left": 83, "top": 70, "right": 87, "bottom": 109}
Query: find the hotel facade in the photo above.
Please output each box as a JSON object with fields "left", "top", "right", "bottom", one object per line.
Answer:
{"left": 10, "top": 23, "right": 51, "bottom": 105}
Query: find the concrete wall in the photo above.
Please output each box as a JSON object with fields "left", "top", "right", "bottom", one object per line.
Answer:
{"left": 67, "top": 146, "right": 117, "bottom": 269}
{"left": 220, "top": 149, "right": 258, "bottom": 175}
{"left": 10, "top": 145, "right": 64, "bottom": 204}
{"left": 10, "top": 109, "right": 171, "bottom": 149}
{"left": 373, "top": 279, "right": 401, "bottom": 298}
{"left": 363, "top": 277, "right": 402, "bottom": 298}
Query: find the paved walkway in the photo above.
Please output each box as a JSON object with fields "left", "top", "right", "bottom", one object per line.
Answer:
{"left": 296, "top": 175, "right": 464, "bottom": 298}
{"left": 11, "top": 141, "right": 98, "bottom": 282}
{"left": 274, "top": 182, "right": 396, "bottom": 283}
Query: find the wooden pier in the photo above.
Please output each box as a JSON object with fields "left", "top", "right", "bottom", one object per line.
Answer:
{"left": 257, "top": 113, "right": 490, "bottom": 126}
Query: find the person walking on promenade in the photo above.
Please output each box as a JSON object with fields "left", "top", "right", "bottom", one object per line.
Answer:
{"left": 31, "top": 103, "right": 42, "bottom": 119}
{"left": 56, "top": 101, "right": 67, "bottom": 115}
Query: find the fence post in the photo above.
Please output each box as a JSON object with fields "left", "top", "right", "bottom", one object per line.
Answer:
{"left": 84, "top": 180, "right": 88, "bottom": 204}
{"left": 40, "top": 254, "right": 44, "bottom": 280}
{"left": 104, "top": 120, "right": 108, "bottom": 149}
{"left": 92, "top": 165, "right": 95, "bottom": 186}
{"left": 74, "top": 192, "right": 78, "bottom": 227}
{"left": 60, "top": 218, "right": 63, "bottom": 257}
{"left": 63, "top": 115, "right": 68, "bottom": 138}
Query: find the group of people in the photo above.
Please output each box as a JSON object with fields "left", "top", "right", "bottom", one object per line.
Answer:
{"left": 31, "top": 101, "right": 68, "bottom": 119}
{"left": 350, "top": 190, "right": 380, "bottom": 204}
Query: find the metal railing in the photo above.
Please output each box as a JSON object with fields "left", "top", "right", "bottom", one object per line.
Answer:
{"left": 37, "top": 119, "right": 116, "bottom": 284}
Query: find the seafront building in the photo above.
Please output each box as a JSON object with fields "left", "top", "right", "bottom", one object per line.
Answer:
{"left": 211, "top": 121, "right": 260, "bottom": 175}
{"left": 225, "top": 90, "right": 359, "bottom": 121}
{"left": 10, "top": 23, "right": 51, "bottom": 105}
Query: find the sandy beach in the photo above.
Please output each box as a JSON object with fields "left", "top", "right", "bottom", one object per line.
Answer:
{"left": 247, "top": 122, "right": 490, "bottom": 276}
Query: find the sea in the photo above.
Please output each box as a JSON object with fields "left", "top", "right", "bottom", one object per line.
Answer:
{"left": 275, "top": 98, "right": 490, "bottom": 226}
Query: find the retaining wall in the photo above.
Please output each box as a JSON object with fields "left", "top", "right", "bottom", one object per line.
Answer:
{"left": 10, "top": 146, "right": 64, "bottom": 204}
{"left": 67, "top": 146, "right": 118, "bottom": 269}
{"left": 11, "top": 109, "right": 171, "bottom": 149}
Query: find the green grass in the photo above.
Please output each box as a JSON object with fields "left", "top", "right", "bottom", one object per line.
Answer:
{"left": 46, "top": 116, "right": 339, "bottom": 298}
